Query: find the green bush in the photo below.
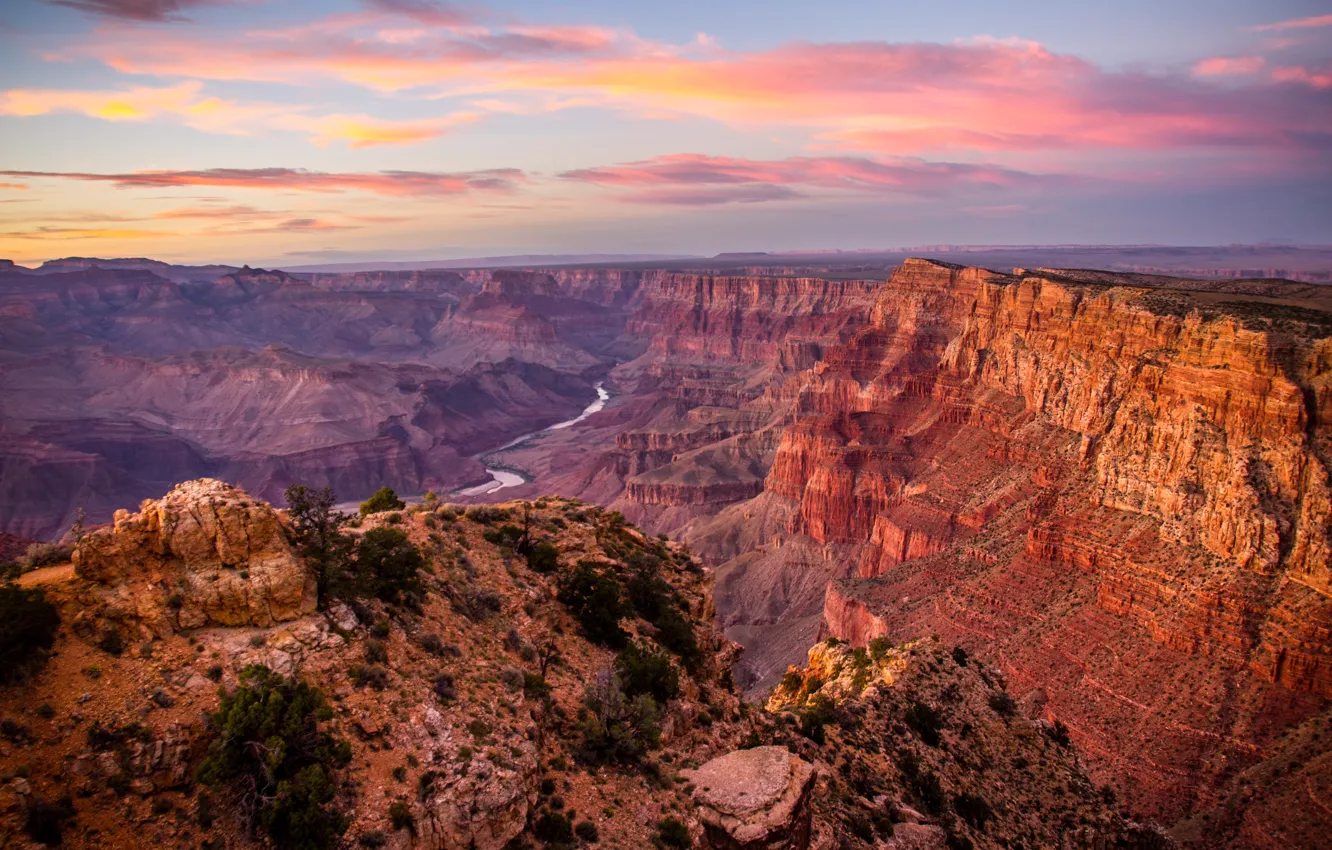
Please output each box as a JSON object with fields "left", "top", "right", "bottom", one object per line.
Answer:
{"left": 284, "top": 485, "right": 353, "bottom": 604}
{"left": 197, "top": 665, "right": 352, "bottom": 850}
{"left": 616, "top": 643, "right": 678, "bottom": 705}
{"left": 360, "top": 486, "right": 406, "bottom": 517}
{"left": 525, "top": 542, "right": 561, "bottom": 574}
{"left": 576, "top": 671, "right": 660, "bottom": 765}
{"left": 653, "top": 816, "right": 691, "bottom": 849}
{"left": 19, "top": 542, "right": 73, "bottom": 572}
{"left": 533, "top": 809, "right": 573, "bottom": 843}
{"left": 352, "top": 528, "right": 424, "bottom": 605}
{"left": 388, "top": 801, "right": 415, "bottom": 833}
{"left": 575, "top": 819, "right": 599, "bottom": 843}
{"left": 558, "top": 562, "right": 629, "bottom": 648}
{"left": 868, "top": 636, "right": 893, "bottom": 661}
{"left": 483, "top": 524, "right": 525, "bottom": 548}
{"left": 905, "top": 701, "right": 944, "bottom": 748}
{"left": 625, "top": 561, "right": 699, "bottom": 667}
{"left": 0, "top": 584, "right": 60, "bottom": 685}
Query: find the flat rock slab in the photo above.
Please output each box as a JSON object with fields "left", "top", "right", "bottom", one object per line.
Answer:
{"left": 685, "top": 746, "right": 817, "bottom": 849}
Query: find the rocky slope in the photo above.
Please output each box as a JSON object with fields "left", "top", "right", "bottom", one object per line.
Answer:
{"left": 0, "top": 481, "right": 1138, "bottom": 850}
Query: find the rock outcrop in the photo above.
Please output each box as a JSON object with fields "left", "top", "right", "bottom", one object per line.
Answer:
{"left": 73, "top": 478, "right": 315, "bottom": 629}
{"left": 685, "top": 746, "right": 817, "bottom": 850}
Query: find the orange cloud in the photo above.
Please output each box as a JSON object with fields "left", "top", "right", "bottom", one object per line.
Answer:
{"left": 0, "top": 81, "right": 291, "bottom": 134}
{"left": 0, "top": 167, "right": 527, "bottom": 197}
{"left": 0, "top": 183, "right": 27, "bottom": 191}
{"left": 1247, "top": 14, "right": 1332, "bottom": 32}
{"left": 0, "top": 226, "right": 166, "bottom": 240}
{"left": 1193, "top": 56, "right": 1266, "bottom": 76}
{"left": 0, "top": 82, "right": 473, "bottom": 148}
{"left": 298, "top": 112, "right": 479, "bottom": 148}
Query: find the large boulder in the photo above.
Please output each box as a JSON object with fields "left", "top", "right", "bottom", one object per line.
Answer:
{"left": 684, "top": 746, "right": 817, "bottom": 850}
{"left": 73, "top": 479, "right": 316, "bottom": 629}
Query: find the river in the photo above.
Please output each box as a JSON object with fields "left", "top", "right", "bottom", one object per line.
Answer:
{"left": 458, "top": 382, "right": 609, "bottom": 496}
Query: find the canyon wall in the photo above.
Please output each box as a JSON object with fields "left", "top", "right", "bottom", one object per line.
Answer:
{"left": 736, "top": 259, "right": 1332, "bottom": 827}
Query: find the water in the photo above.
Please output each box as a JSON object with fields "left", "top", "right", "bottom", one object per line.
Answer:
{"left": 458, "top": 382, "right": 609, "bottom": 496}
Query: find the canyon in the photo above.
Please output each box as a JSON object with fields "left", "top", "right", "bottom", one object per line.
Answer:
{"left": 3, "top": 252, "right": 1332, "bottom": 847}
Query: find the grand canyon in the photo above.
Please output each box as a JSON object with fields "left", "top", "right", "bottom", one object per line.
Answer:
{"left": 3, "top": 0, "right": 1330, "bottom": 848}
{"left": 3, "top": 247, "right": 1330, "bottom": 848}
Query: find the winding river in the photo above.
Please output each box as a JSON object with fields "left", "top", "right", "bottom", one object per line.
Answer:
{"left": 459, "top": 382, "right": 609, "bottom": 496}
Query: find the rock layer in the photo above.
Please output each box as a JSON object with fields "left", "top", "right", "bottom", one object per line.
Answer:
{"left": 73, "top": 478, "right": 315, "bottom": 629}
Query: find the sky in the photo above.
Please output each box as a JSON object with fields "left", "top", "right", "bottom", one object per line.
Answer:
{"left": 0, "top": 0, "right": 1328, "bottom": 265}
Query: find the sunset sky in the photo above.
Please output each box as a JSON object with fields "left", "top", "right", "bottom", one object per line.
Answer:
{"left": 0, "top": 0, "right": 1329, "bottom": 265}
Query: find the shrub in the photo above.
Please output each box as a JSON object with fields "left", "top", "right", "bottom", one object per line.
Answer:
{"left": 868, "top": 636, "right": 893, "bottom": 661}
{"left": 284, "top": 485, "right": 353, "bottom": 603}
{"left": 360, "top": 486, "right": 406, "bottom": 517}
{"left": 988, "top": 691, "right": 1017, "bottom": 718}
{"left": 525, "top": 542, "right": 560, "bottom": 574}
{"left": 909, "top": 769, "right": 946, "bottom": 815}
{"left": 483, "top": 524, "right": 525, "bottom": 548}
{"left": 97, "top": 626, "right": 125, "bottom": 656}
{"left": 352, "top": 665, "right": 390, "bottom": 690}
{"left": 20, "top": 542, "right": 73, "bottom": 572}
{"left": 523, "top": 672, "right": 552, "bottom": 701}
{"left": 798, "top": 696, "right": 836, "bottom": 744}
{"left": 558, "top": 562, "right": 628, "bottom": 648}
{"left": 197, "top": 666, "right": 352, "bottom": 850}
{"left": 353, "top": 528, "right": 424, "bottom": 605}
{"left": 576, "top": 670, "right": 660, "bottom": 765}
{"left": 533, "top": 810, "right": 573, "bottom": 843}
{"left": 953, "top": 792, "right": 993, "bottom": 830}
{"left": 465, "top": 506, "right": 509, "bottom": 525}
{"left": 616, "top": 643, "right": 678, "bottom": 705}
{"left": 433, "top": 673, "right": 456, "bottom": 702}
{"left": 574, "top": 820, "right": 599, "bottom": 843}
{"left": 365, "top": 639, "right": 388, "bottom": 664}
{"left": 24, "top": 796, "right": 75, "bottom": 846}
{"left": 420, "top": 633, "right": 445, "bottom": 655}
{"left": 0, "top": 584, "right": 60, "bottom": 685}
{"left": 905, "top": 701, "right": 944, "bottom": 748}
{"left": 388, "top": 801, "right": 415, "bottom": 833}
{"left": 500, "top": 666, "right": 525, "bottom": 691}
{"left": 654, "top": 816, "right": 691, "bottom": 849}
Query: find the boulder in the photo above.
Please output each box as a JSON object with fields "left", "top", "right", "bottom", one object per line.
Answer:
{"left": 684, "top": 746, "right": 817, "bottom": 850}
{"left": 73, "top": 479, "right": 316, "bottom": 629}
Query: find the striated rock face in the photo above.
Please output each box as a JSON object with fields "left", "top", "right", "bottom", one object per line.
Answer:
{"left": 738, "top": 258, "right": 1332, "bottom": 826}
{"left": 73, "top": 478, "right": 315, "bottom": 629}
{"left": 685, "top": 746, "right": 817, "bottom": 850}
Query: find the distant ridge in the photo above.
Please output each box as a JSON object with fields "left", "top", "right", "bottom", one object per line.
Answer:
{"left": 282, "top": 253, "right": 701, "bottom": 273}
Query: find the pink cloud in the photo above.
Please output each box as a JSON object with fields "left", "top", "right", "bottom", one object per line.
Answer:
{"left": 1247, "top": 14, "right": 1332, "bottom": 33}
{"left": 46, "top": 0, "right": 229, "bottom": 23}
{"left": 560, "top": 153, "right": 1062, "bottom": 205}
{"left": 52, "top": 24, "right": 1330, "bottom": 165}
{"left": 1193, "top": 56, "right": 1266, "bottom": 77}
{"left": 1271, "top": 66, "right": 1332, "bottom": 89}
